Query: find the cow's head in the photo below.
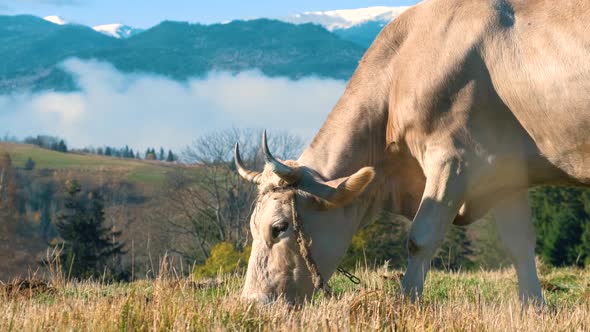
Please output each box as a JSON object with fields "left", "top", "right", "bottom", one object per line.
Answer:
{"left": 236, "top": 132, "right": 375, "bottom": 304}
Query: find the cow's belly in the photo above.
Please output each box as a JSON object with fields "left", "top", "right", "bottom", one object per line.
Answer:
{"left": 496, "top": 71, "right": 590, "bottom": 184}
{"left": 510, "top": 71, "right": 590, "bottom": 184}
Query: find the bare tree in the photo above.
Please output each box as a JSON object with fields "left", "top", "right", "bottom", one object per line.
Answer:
{"left": 157, "top": 128, "right": 304, "bottom": 263}
{"left": 182, "top": 128, "right": 303, "bottom": 165}
{"left": 0, "top": 152, "right": 17, "bottom": 228}
{"left": 0, "top": 152, "right": 19, "bottom": 275}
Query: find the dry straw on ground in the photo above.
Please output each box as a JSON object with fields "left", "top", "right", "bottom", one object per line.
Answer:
{"left": 1, "top": 263, "right": 589, "bottom": 331}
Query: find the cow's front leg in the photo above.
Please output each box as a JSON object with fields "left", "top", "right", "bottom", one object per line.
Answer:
{"left": 401, "top": 156, "right": 467, "bottom": 300}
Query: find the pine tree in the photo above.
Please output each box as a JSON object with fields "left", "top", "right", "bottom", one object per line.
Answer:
{"left": 531, "top": 186, "right": 590, "bottom": 266}
{"left": 105, "top": 147, "right": 113, "bottom": 156}
{"left": 24, "top": 157, "right": 36, "bottom": 170}
{"left": 166, "top": 150, "right": 175, "bottom": 162}
{"left": 53, "top": 180, "right": 125, "bottom": 280}
{"left": 159, "top": 147, "right": 165, "bottom": 161}
{"left": 57, "top": 140, "right": 68, "bottom": 153}
{"left": 578, "top": 220, "right": 590, "bottom": 266}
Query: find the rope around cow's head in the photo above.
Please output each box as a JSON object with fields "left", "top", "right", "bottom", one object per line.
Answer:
{"left": 289, "top": 192, "right": 360, "bottom": 298}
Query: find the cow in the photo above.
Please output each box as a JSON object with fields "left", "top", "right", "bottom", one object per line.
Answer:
{"left": 235, "top": 0, "right": 590, "bottom": 305}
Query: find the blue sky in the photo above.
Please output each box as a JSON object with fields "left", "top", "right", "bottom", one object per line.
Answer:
{"left": 1, "top": 0, "right": 419, "bottom": 28}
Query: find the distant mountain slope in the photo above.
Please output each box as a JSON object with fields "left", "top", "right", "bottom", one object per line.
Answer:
{"left": 333, "top": 21, "right": 387, "bottom": 48}
{"left": 0, "top": 15, "right": 118, "bottom": 92}
{"left": 283, "top": 6, "right": 408, "bottom": 47}
{"left": 0, "top": 16, "right": 364, "bottom": 93}
{"left": 283, "top": 6, "right": 408, "bottom": 30}
{"left": 42, "top": 16, "right": 143, "bottom": 39}
{"left": 105, "top": 19, "right": 364, "bottom": 80}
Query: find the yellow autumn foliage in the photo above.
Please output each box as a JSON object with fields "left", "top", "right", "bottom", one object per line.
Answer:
{"left": 193, "top": 242, "right": 251, "bottom": 280}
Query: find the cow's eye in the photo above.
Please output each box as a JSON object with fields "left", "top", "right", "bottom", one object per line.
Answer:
{"left": 271, "top": 222, "right": 289, "bottom": 238}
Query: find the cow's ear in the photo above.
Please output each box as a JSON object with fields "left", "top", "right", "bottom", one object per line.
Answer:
{"left": 319, "top": 167, "right": 375, "bottom": 209}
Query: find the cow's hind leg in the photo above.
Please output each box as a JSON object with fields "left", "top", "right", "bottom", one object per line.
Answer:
{"left": 492, "top": 191, "right": 544, "bottom": 305}
{"left": 401, "top": 156, "right": 467, "bottom": 300}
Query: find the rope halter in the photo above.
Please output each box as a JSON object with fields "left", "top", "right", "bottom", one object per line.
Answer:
{"left": 290, "top": 193, "right": 331, "bottom": 294}
{"left": 289, "top": 192, "right": 361, "bottom": 296}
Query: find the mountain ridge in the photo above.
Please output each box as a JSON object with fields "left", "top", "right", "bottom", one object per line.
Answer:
{"left": 282, "top": 6, "right": 409, "bottom": 31}
{"left": 44, "top": 6, "right": 410, "bottom": 38}
{"left": 42, "top": 15, "right": 143, "bottom": 39}
{"left": 1, "top": 7, "right": 400, "bottom": 93}
{"left": 0, "top": 16, "right": 366, "bottom": 93}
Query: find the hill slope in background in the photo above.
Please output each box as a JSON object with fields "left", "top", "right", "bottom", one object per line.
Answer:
{"left": 0, "top": 16, "right": 365, "bottom": 93}
{"left": 0, "top": 142, "right": 183, "bottom": 185}
{"left": 0, "top": 142, "right": 196, "bottom": 280}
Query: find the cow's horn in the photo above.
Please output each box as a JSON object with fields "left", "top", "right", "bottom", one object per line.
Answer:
{"left": 235, "top": 142, "right": 262, "bottom": 184}
{"left": 262, "top": 130, "right": 301, "bottom": 184}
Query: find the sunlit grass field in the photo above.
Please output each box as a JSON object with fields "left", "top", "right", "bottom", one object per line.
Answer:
{"left": 0, "top": 142, "right": 189, "bottom": 185}
{"left": 2, "top": 264, "right": 589, "bottom": 331}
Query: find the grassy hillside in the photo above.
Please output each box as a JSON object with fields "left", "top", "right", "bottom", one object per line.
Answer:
{"left": 1, "top": 266, "right": 588, "bottom": 331}
{"left": 0, "top": 142, "right": 188, "bottom": 185}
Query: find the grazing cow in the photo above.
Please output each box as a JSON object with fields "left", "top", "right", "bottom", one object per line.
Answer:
{"left": 236, "top": 0, "right": 590, "bottom": 305}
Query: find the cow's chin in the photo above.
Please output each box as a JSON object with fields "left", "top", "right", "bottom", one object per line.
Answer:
{"left": 241, "top": 263, "right": 315, "bottom": 305}
{"left": 242, "top": 238, "right": 317, "bottom": 305}
{"left": 241, "top": 274, "right": 315, "bottom": 305}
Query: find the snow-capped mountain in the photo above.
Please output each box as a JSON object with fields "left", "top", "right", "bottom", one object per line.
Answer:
{"left": 42, "top": 7, "right": 406, "bottom": 40}
{"left": 93, "top": 23, "right": 143, "bottom": 39}
{"left": 283, "top": 6, "right": 409, "bottom": 31}
{"left": 43, "top": 15, "right": 67, "bottom": 25}
{"left": 42, "top": 16, "right": 141, "bottom": 39}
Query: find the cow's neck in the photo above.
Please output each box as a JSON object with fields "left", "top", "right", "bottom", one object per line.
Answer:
{"left": 297, "top": 75, "right": 391, "bottom": 180}
{"left": 297, "top": 22, "right": 408, "bottom": 230}
{"left": 297, "top": 20, "right": 404, "bottom": 180}
{"left": 297, "top": 68, "right": 394, "bottom": 231}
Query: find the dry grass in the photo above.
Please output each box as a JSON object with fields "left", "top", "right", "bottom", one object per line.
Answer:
{"left": 1, "top": 264, "right": 589, "bottom": 331}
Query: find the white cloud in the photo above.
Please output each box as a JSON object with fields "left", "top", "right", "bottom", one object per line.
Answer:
{"left": 31, "top": 92, "right": 85, "bottom": 123}
{"left": 0, "top": 58, "right": 347, "bottom": 150}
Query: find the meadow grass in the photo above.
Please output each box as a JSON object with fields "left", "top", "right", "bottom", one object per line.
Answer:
{"left": 1, "top": 264, "right": 588, "bottom": 331}
{"left": 0, "top": 142, "right": 192, "bottom": 185}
